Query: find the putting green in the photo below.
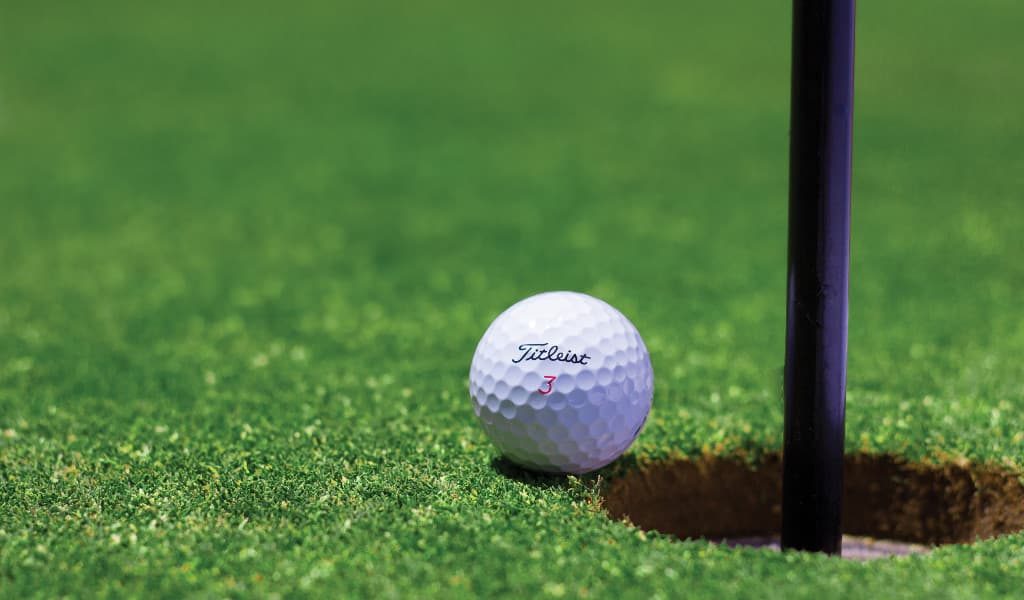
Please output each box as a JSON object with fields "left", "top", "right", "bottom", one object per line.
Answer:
{"left": 2, "top": 1, "right": 1023, "bottom": 597}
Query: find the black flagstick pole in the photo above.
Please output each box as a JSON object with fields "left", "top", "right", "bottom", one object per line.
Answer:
{"left": 781, "top": 0, "right": 856, "bottom": 555}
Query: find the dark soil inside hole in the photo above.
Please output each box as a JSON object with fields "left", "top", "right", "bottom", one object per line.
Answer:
{"left": 602, "top": 454, "right": 1024, "bottom": 549}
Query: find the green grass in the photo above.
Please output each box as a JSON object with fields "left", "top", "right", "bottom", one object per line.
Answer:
{"left": 2, "top": 0, "right": 1024, "bottom": 597}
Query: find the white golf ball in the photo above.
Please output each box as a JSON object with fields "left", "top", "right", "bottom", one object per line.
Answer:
{"left": 469, "top": 291, "right": 654, "bottom": 474}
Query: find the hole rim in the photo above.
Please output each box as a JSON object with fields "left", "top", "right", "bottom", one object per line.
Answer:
{"left": 601, "top": 452, "right": 1024, "bottom": 551}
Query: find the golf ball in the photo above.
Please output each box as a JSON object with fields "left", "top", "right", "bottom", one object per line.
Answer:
{"left": 469, "top": 291, "right": 653, "bottom": 474}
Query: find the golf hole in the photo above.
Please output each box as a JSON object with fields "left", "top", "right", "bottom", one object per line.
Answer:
{"left": 602, "top": 453, "right": 1024, "bottom": 560}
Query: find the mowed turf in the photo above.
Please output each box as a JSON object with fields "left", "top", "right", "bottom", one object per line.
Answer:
{"left": 2, "top": 0, "right": 1024, "bottom": 597}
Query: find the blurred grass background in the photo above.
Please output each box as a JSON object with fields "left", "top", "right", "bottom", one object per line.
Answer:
{"left": 2, "top": 1, "right": 1023, "bottom": 597}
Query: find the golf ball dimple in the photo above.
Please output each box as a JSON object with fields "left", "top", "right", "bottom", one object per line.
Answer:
{"left": 469, "top": 291, "right": 654, "bottom": 474}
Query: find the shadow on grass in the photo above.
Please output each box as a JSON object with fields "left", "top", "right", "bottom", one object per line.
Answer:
{"left": 490, "top": 456, "right": 605, "bottom": 490}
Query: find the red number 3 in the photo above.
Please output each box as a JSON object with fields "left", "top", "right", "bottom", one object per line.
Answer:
{"left": 538, "top": 375, "right": 557, "bottom": 395}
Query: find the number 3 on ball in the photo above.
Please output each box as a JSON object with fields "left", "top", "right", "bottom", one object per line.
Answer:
{"left": 538, "top": 375, "right": 557, "bottom": 395}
